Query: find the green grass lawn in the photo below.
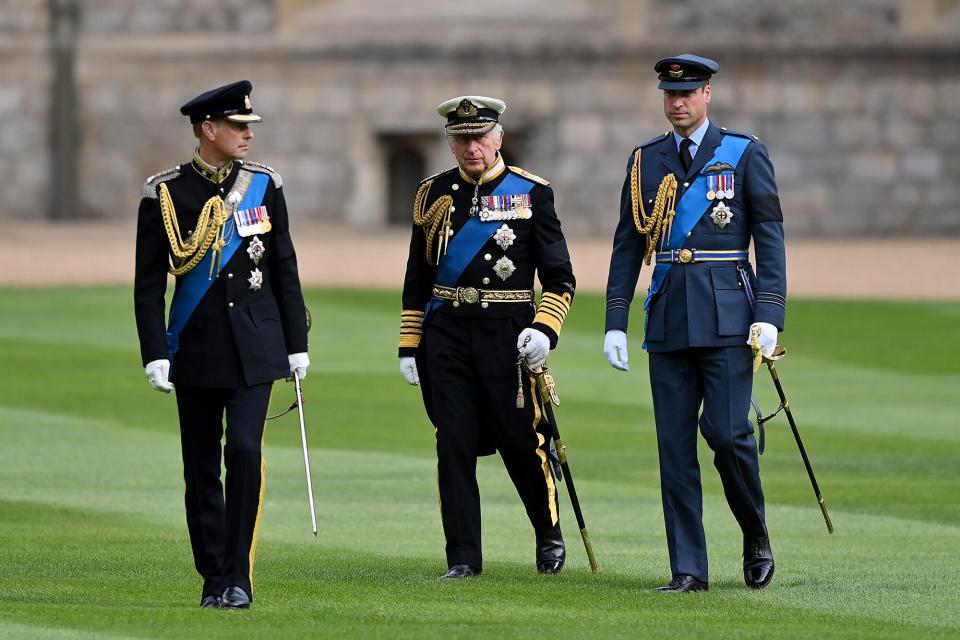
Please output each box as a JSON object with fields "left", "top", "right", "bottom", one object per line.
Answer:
{"left": 1, "top": 287, "right": 958, "bottom": 639}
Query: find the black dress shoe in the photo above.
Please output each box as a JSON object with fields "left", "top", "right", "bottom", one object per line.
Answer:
{"left": 440, "top": 564, "right": 481, "bottom": 580}
{"left": 655, "top": 574, "right": 709, "bottom": 593}
{"left": 200, "top": 595, "right": 221, "bottom": 609}
{"left": 221, "top": 585, "right": 251, "bottom": 609}
{"left": 536, "top": 533, "right": 566, "bottom": 574}
{"left": 743, "top": 535, "right": 775, "bottom": 589}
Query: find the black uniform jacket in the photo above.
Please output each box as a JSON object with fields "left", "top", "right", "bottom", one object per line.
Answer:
{"left": 399, "top": 157, "right": 575, "bottom": 356}
{"left": 135, "top": 159, "right": 308, "bottom": 388}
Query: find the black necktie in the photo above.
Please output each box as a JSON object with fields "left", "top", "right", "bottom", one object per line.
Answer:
{"left": 679, "top": 138, "right": 693, "bottom": 174}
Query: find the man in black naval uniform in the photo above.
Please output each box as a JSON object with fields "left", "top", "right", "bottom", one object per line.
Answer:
{"left": 604, "top": 55, "right": 785, "bottom": 592}
{"left": 398, "top": 96, "right": 576, "bottom": 579}
{"left": 134, "top": 81, "right": 309, "bottom": 609}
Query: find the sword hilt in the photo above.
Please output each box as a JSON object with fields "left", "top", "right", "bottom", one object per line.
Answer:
{"left": 750, "top": 325, "right": 763, "bottom": 373}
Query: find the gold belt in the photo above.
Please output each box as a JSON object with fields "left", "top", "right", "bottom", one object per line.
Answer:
{"left": 432, "top": 284, "right": 534, "bottom": 306}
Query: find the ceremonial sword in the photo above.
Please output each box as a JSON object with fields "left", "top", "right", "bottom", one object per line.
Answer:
{"left": 294, "top": 370, "right": 318, "bottom": 536}
{"left": 751, "top": 327, "right": 834, "bottom": 534}
{"left": 518, "top": 338, "right": 600, "bottom": 572}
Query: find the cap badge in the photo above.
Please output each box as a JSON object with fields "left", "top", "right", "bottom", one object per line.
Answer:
{"left": 669, "top": 64, "right": 684, "bottom": 78}
{"left": 456, "top": 99, "right": 478, "bottom": 118}
{"left": 244, "top": 95, "right": 252, "bottom": 110}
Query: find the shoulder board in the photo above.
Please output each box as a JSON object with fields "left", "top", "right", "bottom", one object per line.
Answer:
{"left": 719, "top": 127, "right": 760, "bottom": 142}
{"left": 418, "top": 166, "right": 458, "bottom": 186}
{"left": 509, "top": 166, "right": 550, "bottom": 186}
{"left": 141, "top": 165, "right": 181, "bottom": 199}
{"left": 638, "top": 132, "right": 671, "bottom": 150}
{"left": 242, "top": 160, "right": 282, "bottom": 188}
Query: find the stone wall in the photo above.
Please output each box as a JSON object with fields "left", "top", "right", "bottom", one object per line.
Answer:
{"left": 1, "top": 0, "right": 958, "bottom": 237}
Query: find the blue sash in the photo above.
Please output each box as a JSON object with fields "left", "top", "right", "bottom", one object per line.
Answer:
{"left": 165, "top": 171, "right": 269, "bottom": 359}
{"left": 642, "top": 135, "right": 750, "bottom": 349}
{"left": 425, "top": 171, "right": 535, "bottom": 316}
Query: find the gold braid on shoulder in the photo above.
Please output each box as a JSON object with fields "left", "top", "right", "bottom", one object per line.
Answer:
{"left": 159, "top": 182, "right": 231, "bottom": 276}
{"left": 412, "top": 179, "right": 453, "bottom": 266}
{"left": 630, "top": 148, "right": 679, "bottom": 265}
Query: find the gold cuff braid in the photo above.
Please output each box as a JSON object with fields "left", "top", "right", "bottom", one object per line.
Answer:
{"left": 534, "top": 291, "right": 572, "bottom": 337}
{"left": 630, "top": 148, "right": 678, "bottom": 265}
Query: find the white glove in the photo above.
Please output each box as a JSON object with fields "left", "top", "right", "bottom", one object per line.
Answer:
{"left": 604, "top": 330, "right": 630, "bottom": 371}
{"left": 288, "top": 352, "right": 310, "bottom": 381}
{"left": 517, "top": 328, "right": 550, "bottom": 367}
{"left": 399, "top": 356, "right": 420, "bottom": 385}
{"left": 747, "top": 322, "right": 778, "bottom": 358}
{"left": 145, "top": 359, "right": 173, "bottom": 393}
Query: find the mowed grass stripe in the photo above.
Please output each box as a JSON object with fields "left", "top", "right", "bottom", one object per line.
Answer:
{"left": 1, "top": 287, "right": 959, "bottom": 639}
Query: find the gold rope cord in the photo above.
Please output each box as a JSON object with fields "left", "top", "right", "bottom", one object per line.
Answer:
{"left": 159, "top": 182, "right": 230, "bottom": 276}
{"left": 630, "top": 148, "right": 679, "bottom": 265}
{"left": 412, "top": 179, "right": 453, "bottom": 266}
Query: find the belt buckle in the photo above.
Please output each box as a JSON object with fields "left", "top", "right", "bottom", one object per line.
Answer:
{"left": 678, "top": 248, "right": 694, "bottom": 264}
{"left": 459, "top": 287, "right": 479, "bottom": 304}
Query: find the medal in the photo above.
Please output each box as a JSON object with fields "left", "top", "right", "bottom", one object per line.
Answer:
{"left": 247, "top": 267, "right": 263, "bottom": 291}
{"left": 246, "top": 235, "right": 265, "bottom": 265}
{"left": 706, "top": 174, "right": 716, "bottom": 201}
{"left": 493, "top": 223, "right": 516, "bottom": 250}
{"left": 710, "top": 201, "right": 734, "bottom": 229}
{"left": 722, "top": 172, "right": 735, "bottom": 200}
{"left": 234, "top": 205, "right": 271, "bottom": 237}
{"left": 493, "top": 256, "right": 516, "bottom": 281}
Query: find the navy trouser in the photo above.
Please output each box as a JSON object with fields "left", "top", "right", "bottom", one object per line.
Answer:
{"left": 648, "top": 346, "right": 767, "bottom": 582}
{"left": 175, "top": 382, "right": 272, "bottom": 600}
{"left": 417, "top": 310, "right": 560, "bottom": 570}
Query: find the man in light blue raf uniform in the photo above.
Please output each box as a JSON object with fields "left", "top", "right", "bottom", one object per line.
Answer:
{"left": 603, "top": 54, "right": 786, "bottom": 593}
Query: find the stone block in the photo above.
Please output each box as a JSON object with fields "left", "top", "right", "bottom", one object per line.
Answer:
{"left": 847, "top": 151, "right": 897, "bottom": 182}
{"left": 831, "top": 115, "right": 877, "bottom": 148}
{"left": 901, "top": 150, "right": 942, "bottom": 180}
{"left": 884, "top": 116, "right": 923, "bottom": 147}
{"left": 559, "top": 116, "right": 606, "bottom": 153}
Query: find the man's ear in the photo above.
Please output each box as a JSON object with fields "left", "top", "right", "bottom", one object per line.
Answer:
{"left": 201, "top": 120, "right": 217, "bottom": 141}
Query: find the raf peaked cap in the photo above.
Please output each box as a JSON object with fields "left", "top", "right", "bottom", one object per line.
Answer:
{"left": 437, "top": 96, "right": 506, "bottom": 136}
{"left": 654, "top": 54, "right": 719, "bottom": 90}
{"left": 179, "top": 80, "right": 262, "bottom": 125}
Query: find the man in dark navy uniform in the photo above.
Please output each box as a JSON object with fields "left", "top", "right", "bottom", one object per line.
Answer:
{"left": 398, "top": 96, "right": 576, "bottom": 579}
{"left": 604, "top": 55, "right": 785, "bottom": 592}
{"left": 134, "top": 81, "right": 309, "bottom": 609}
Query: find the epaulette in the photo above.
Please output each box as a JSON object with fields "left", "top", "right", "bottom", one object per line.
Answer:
{"left": 719, "top": 127, "right": 760, "bottom": 142}
{"left": 242, "top": 160, "right": 283, "bottom": 188}
{"left": 509, "top": 166, "right": 550, "bottom": 186}
{"left": 141, "top": 165, "right": 181, "bottom": 199}
{"left": 418, "top": 166, "right": 458, "bottom": 186}
{"left": 638, "top": 132, "right": 671, "bottom": 149}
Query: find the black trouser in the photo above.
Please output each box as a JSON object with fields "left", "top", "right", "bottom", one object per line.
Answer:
{"left": 648, "top": 346, "right": 767, "bottom": 582}
{"left": 418, "top": 310, "right": 560, "bottom": 570}
{"left": 175, "top": 382, "right": 272, "bottom": 600}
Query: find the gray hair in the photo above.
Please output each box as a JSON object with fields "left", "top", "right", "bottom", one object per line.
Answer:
{"left": 447, "top": 123, "right": 504, "bottom": 147}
